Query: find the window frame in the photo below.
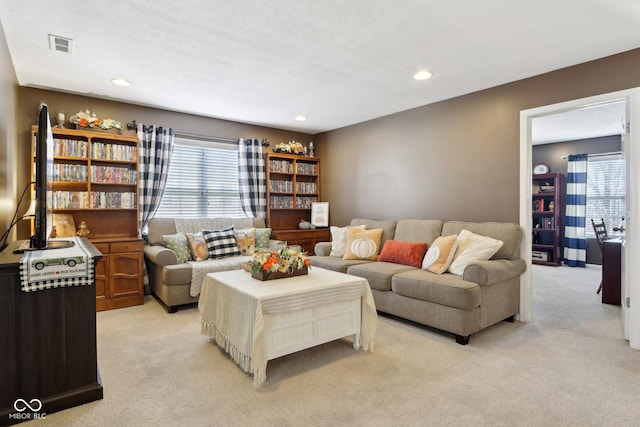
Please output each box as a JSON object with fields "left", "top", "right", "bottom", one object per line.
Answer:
{"left": 154, "top": 137, "right": 246, "bottom": 219}
{"left": 585, "top": 153, "right": 625, "bottom": 238}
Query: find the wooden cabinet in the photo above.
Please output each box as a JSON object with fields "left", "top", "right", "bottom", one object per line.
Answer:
{"left": 532, "top": 173, "right": 565, "bottom": 266}
{"left": 31, "top": 126, "right": 142, "bottom": 310}
{"left": 265, "top": 153, "right": 330, "bottom": 253}
{"left": 93, "top": 238, "right": 144, "bottom": 311}
{"left": 0, "top": 240, "right": 103, "bottom": 422}
{"left": 270, "top": 228, "right": 331, "bottom": 255}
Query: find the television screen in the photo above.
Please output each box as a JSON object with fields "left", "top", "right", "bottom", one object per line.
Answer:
{"left": 14, "top": 104, "right": 73, "bottom": 252}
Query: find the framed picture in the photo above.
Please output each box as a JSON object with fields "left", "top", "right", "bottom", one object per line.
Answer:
{"left": 311, "top": 202, "right": 329, "bottom": 227}
{"left": 53, "top": 214, "right": 76, "bottom": 237}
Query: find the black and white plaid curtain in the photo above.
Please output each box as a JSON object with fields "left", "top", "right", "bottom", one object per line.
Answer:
{"left": 238, "top": 138, "right": 266, "bottom": 218}
{"left": 138, "top": 124, "right": 174, "bottom": 235}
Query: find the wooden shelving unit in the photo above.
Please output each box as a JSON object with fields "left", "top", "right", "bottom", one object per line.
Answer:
{"left": 31, "top": 126, "right": 143, "bottom": 310}
{"left": 532, "top": 173, "right": 565, "bottom": 266}
{"left": 265, "top": 152, "right": 329, "bottom": 254}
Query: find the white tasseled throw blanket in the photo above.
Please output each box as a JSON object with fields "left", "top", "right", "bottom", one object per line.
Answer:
{"left": 199, "top": 268, "right": 377, "bottom": 386}
{"left": 174, "top": 217, "right": 255, "bottom": 297}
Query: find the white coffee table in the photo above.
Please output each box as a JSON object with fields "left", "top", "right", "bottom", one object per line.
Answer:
{"left": 198, "top": 267, "right": 377, "bottom": 386}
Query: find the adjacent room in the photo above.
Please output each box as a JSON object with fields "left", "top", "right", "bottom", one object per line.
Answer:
{"left": 1, "top": 1, "right": 640, "bottom": 426}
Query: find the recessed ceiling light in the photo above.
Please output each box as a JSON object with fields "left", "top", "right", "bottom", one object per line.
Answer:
{"left": 413, "top": 70, "right": 433, "bottom": 80}
{"left": 295, "top": 115, "right": 307, "bottom": 121}
{"left": 111, "top": 78, "right": 131, "bottom": 87}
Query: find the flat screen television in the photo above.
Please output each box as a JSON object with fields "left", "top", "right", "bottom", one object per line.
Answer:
{"left": 15, "top": 104, "right": 74, "bottom": 252}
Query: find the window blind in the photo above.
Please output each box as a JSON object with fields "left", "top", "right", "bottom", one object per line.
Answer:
{"left": 586, "top": 154, "right": 625, "bottom": 237}
{"left": 154, "top": 138, "right": 245, "bottom": 218}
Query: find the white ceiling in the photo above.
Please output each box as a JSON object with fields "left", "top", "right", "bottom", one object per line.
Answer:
{"left": 532, "top": 100, "right": 626, "bottom": 145}
{"left": 1, "top": 0, "right": 639, "bottom": 135}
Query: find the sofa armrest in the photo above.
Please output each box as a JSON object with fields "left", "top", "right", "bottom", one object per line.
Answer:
{"left": 314, "top": 242, "right": 332, "bottom": 256}
{"left": 144, "top": 244, "right": 178, "bottom": 267}
{"left": 463, "top": 258, "right": 526, "bottom": 286}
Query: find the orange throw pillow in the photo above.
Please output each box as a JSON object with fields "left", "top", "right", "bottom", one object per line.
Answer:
{"left": 378, "top": 240, "right": 429, "bottom": 268}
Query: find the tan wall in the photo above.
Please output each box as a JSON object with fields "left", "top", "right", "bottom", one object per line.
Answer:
{"left": 315, "top": 48, "right": 640, "bottom": 226}
{"left": 13, "top": 87, "right": 314, "bottom": 240}
{"left": 0, "top": 21, "right": 18, "bottom": 249}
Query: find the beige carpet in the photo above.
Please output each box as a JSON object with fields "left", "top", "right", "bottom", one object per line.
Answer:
{"left": 32, "top": 265, "right": 640, "bottom": 427}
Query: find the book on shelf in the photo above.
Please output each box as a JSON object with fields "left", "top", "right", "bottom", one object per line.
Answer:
{"left": 269, "top": 159, "right": 294, "bottom": 173}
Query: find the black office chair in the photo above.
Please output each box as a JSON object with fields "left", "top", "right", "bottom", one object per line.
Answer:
{"left": 591, "top": 218, "right": 610, "bottom": 294}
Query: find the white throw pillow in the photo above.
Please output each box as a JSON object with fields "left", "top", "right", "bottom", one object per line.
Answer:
{"left": 448, "top": 229, "right": 503, "bottom": 276}
{"left": 329, "top": 225, "right": 366, "bottom": 257}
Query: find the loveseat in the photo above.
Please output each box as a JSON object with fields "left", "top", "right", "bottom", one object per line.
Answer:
{"left": 310, "top": 219, "right": 526, "bottom": 344}
{"left": 144, "top": 217, "right": 271, "bottom": 312}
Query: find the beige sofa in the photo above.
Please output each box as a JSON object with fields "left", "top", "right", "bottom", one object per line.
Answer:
{"left": 310, "top": 219, "right": 526, "bottom": 345}
{"left": 144, "top": 217, "right": 267, "bottom": 312}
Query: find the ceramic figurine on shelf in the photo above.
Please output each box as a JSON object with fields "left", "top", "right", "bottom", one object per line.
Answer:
{"left": 77, "top": 221, "right": 90, "bottom": 237}
{"left": 309, "top": 141, "right": 315, "bottom": 157}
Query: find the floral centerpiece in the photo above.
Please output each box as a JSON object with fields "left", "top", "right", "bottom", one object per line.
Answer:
{"left": 69, "top": 110, "right": 123, "bottom": 132}
{"left": 272, "top": 140, "right": 305, "bottom": 155}
{"left": 246, "top": 246, "right": 310, "bottom": 281}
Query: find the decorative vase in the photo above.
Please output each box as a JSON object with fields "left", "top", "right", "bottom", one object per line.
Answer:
{"left": 252, "top": 266, "right": 308, "bottom": 281}
{"left": 299, "top": 220, "right": 311, "bottom": 230}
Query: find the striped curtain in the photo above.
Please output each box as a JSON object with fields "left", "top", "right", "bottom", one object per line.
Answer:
{"left": 564, "top": 153, "right": 588, "bottom": 267}
{"left": 138, "top": 124, "right": 174, "bottom": 236}
{"left": 238, "top": 138, "right": 266, "bottom": 218}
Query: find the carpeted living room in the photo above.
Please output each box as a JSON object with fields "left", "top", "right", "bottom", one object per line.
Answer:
{"left": 33, "top": 265, "right": 640, "bottom": 426}
{"left": 2, "top": 2, "right": 640, "bottom": 427}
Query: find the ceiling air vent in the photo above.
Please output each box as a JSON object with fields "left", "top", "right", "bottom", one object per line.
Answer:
{"left": 48, "top": 34, "right": 73, "bottom": 53}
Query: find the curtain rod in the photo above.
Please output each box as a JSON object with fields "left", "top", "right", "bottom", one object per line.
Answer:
{"left": 127, "top": 121, "right": 269, "bottom": 145}
{"left": 561, "top": 151, "right": 622, "bottom": 159}
{"left": 173, "top": 131, "right": 238, "bottom": 143}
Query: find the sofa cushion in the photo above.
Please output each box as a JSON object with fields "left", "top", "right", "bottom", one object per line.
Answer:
{"left": 343, "top": 228, "right": 383, "bottom": 261}
{"left": 186, "top": 231, "right": 208, "bottom": 261}
{"left": 349, "top": 219, "right": 397, "bottom": 250}
{"left": 255, "top": 228, "right": 272, "bottom": 250}
{"left": 378, "top": 240, "right": 428, "bottom": 268}
{"left": 161, "top": 232, "right": 192, "bottom": 263}
{"left": 393, "top": 219, "right": 443, "bottom": 245}
{"left": 329, "top": 225, "right": 366, "bottom": 257}
{"left": 234, "top": 227, "right": 256, "bottom": 255}
{"left": 448, "top": 230, "right": 503, "bottom": 275}
{"left": 422, "top": 234, "right": 458, "bottom": 274}
{"left": 308, "top": 256, "right": 371, "bottom": 273}
{"left": 203, "top": 226, "right": 241, "bottom": 259}
{"left": 392, "top": 269, "right": 481, "bottom": 310}
{"left": 347, "top": 262, "right": 416, "bottom": 291}
{"left": 147, "top": 217, "right": 266, "bottom": 247}
{"left": 442, "top": 221, "right": 521, "bottom": 260}
{"left": 148, "top": 218, "right": 179, "bottom": 246}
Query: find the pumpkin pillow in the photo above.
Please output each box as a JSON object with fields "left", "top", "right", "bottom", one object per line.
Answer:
{"left": 186, "top": 231, "right": 208, "bottom": 262}
{"left": 343, "top": 228, "right": 384, "bottom": 261}
{"left": 234, "top": 227, "right": 256, "bottom": 255}
{"left": 421, "top": 235, "right": 458, "bottom": 274}
{"left": 378, "top": 240, "right": 429, "bottom": 268}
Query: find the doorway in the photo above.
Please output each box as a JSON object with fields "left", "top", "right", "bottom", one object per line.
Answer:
{"left": 519, "top": 88, "right": 640, "bottom": 350}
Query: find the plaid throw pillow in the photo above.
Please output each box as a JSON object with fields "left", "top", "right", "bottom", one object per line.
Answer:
{"left": 203, "top": 226, "right": 240, "bottom": 259}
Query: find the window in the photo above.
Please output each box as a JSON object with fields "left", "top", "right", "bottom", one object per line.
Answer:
{"left": 585, "top": 154, "right": 625, "bottom": 237}
{"left": 154, "top": 138, "right": 246, "bottom": 218}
